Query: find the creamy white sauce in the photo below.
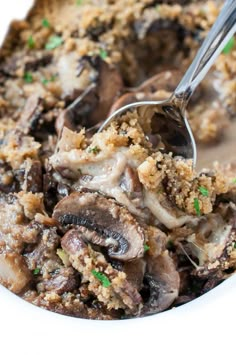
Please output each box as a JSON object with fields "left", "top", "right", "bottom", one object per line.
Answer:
{"left": 144, "top": 190, "right": 193, "bottom": 229}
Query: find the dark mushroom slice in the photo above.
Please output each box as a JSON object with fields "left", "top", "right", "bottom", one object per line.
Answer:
{"left": 123, "top": 259, "right": 146, "bottom": 291}
{"left": 56, "top": 54, "right": 123, "bottom": 131}
{"left": 61, "top": 228, "right": 142, "bottom": 313}
{"left": 124, "top": 16, "right": 192, "bottom": 85}
{"left": 55, "top": 83, "right": 97, "bottom": 136}
{"left": 141, "top": 251, "right": 180, "bottom": 315}
{"left": 53, "top": 192, "right": 145, "bottom": 261}
{"left": 17, "top": 94, "right": 44, "bottom": 135}
{"left": 36, "top": 267, "right": 80, "bottom": 295}
{"left": 0, "top": 162, "right": 17, "bottom": 193}
{"left": 109, "top": 70, "right": 182, "bottom": 115}
{"left": 23, "top": 159, "right": 43, "bottom": 193}
{"left": 24, "top": 54, "right": 53, "bottom": 72}
{"left": 24, "top": 227, "right": 62, "bottom": 273}
{"left": 76, "top": 56, "right": 123, "bottom": 127}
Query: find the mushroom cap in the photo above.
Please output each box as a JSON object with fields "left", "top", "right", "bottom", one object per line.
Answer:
{"left": 53, "top": 192, "right": 145, "bottom": 261}
{"left": 142, "top": 251, "right": 180, "bottom": 315}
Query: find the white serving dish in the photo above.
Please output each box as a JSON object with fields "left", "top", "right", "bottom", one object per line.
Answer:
{"left": 0, "top": 2, "right": 235, "bottom": 355}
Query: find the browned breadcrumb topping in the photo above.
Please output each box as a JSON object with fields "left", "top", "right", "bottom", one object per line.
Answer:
{"left": 0, "top": 0, "right": 235, "bottom": 320}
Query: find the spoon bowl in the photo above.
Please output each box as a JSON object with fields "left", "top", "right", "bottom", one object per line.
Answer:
{"left": 100, "top": 98, "right": 197, "bottom": 162}
{"left": 99, "top": 0, "right": 236, "bottom": 166}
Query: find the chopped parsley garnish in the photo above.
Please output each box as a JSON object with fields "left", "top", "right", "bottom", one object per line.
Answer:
{"left": 41, "top": 74, "right": 57, "bottom": 85}
{"left": 45, "top": 35, "right": 63, "bottom": 50}
{"left": 42, "top": 18, "right": 50, "bottom": 28}
{"left": 99, "top": 48, "right": 108, "bottom": 60}
{"left": 194, "top": 197, "right": 201, "bottom": 216}
{"left": 76, "top": 0, "right": 83, "bottom": 5}
{"left": 198, "top": 186, "right": 209, "bottom": 197}
{"left": 232, "top": 178, "right": 236, "bottom": 184}
{"left": 91, "top": 270, "right": 111, "bottom": 288}
{"left": 23, "top": 72, "right": 33, "bottom": 83}
{"left": 27, "top": 35, "right": 35, "bottom": 49}
{"left": 144, "top": 244, "right": 150, "bottom": 252}
{"left": 222, "top": 37, "right": 235, "bottom": 54}
{"left": 33, "top": 268, "right": 40, "bottom": 275}
{"left": 88, "top": 146, "right": 100, "bottom": 154}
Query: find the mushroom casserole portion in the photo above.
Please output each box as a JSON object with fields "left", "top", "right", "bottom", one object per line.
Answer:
{"left": 0, "top": 0, "right": 235, "bottom": 319}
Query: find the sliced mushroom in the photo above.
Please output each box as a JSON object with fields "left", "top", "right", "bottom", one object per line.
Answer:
{"left": 61, "top": 228, "right": 142, "bottom": 313}
{"left": 23, "top": 159, "right": 42, "bottom": 193}
{"left": 142, "top": 250, "right": 180, "bottom": 315}
{"left": 55, "top": 83, "right": 97, "bottom": 136}
{"left": 123, "top": 259, "right": 146, "bottom": 291}
{"left": 24, "top": 54, "right": 52, "bottom": 72}
{"left": 17, "top": 94, "right": 44, "bottom": 134}
{"left": 36, "top": 267, "right": 80, "bottom": 295}
{"left": 24, "top": 227, "right": 61, "bottom": 273}
{"left": 0, "top": 250, "right": 31, "bottom": 293}
{"left": 57, "top": 54, "right": 123, "bottom": 129}
{"left": 53, "top": 192, "right": 145, "bottom": 261}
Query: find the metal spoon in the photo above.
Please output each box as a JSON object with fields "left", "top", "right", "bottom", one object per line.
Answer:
{"left": 99, "top": 0, "right": 236, "bottom": 166}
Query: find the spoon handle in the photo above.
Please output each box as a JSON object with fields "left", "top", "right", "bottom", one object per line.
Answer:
{"left": 174, "top": 0, "right": 236, "bottom": 108}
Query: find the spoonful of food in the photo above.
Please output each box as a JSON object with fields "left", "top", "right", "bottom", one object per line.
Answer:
{"left": 99, "top": 0, "right": 236, "bottom": 166}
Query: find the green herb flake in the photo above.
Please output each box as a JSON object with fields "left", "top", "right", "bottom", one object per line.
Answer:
{"left": 42, "top": 18, "right": 50, "bottom": 28}
{"left": 33, "top": 268, "right": 40, "bottom": 275}
{"left": 45, "top": 35, "right": 63, "bottom": 50}
{"left": 42, "top": 78, "right": 49, "bottom": 85}
{"left": 23, "top": 72, "right": 33, "bottom": 83}
{"left": 222, "top": 37, "right": 235, "bottom": 54}
{"left": 88, "top": 146, "right": 100, "bottom": 154}
{"left": 99, "top": 48, "right": 108, "bottom": 60}
{"left": 232, "top": 178, "right": 236, "bottom": 184}
{"left": 198, "top": 186, "right": 209, "bottom": 197}
{"left": 194, "top": 197, "right": 201, "bottom": 217}
{"left": 91, "top": 270, "right": 111, "bottom": 288}
{"left": 41, "top": 74, "right": 57, "bottom": 85}
{"left": 144, "top": 244, "right": 150, "bottom": 252}
{"left": 76, "top": 0, "right": 83, "bottom": 5}
{"left": 27, "top": 35, "right": 35, "bottom": 49}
